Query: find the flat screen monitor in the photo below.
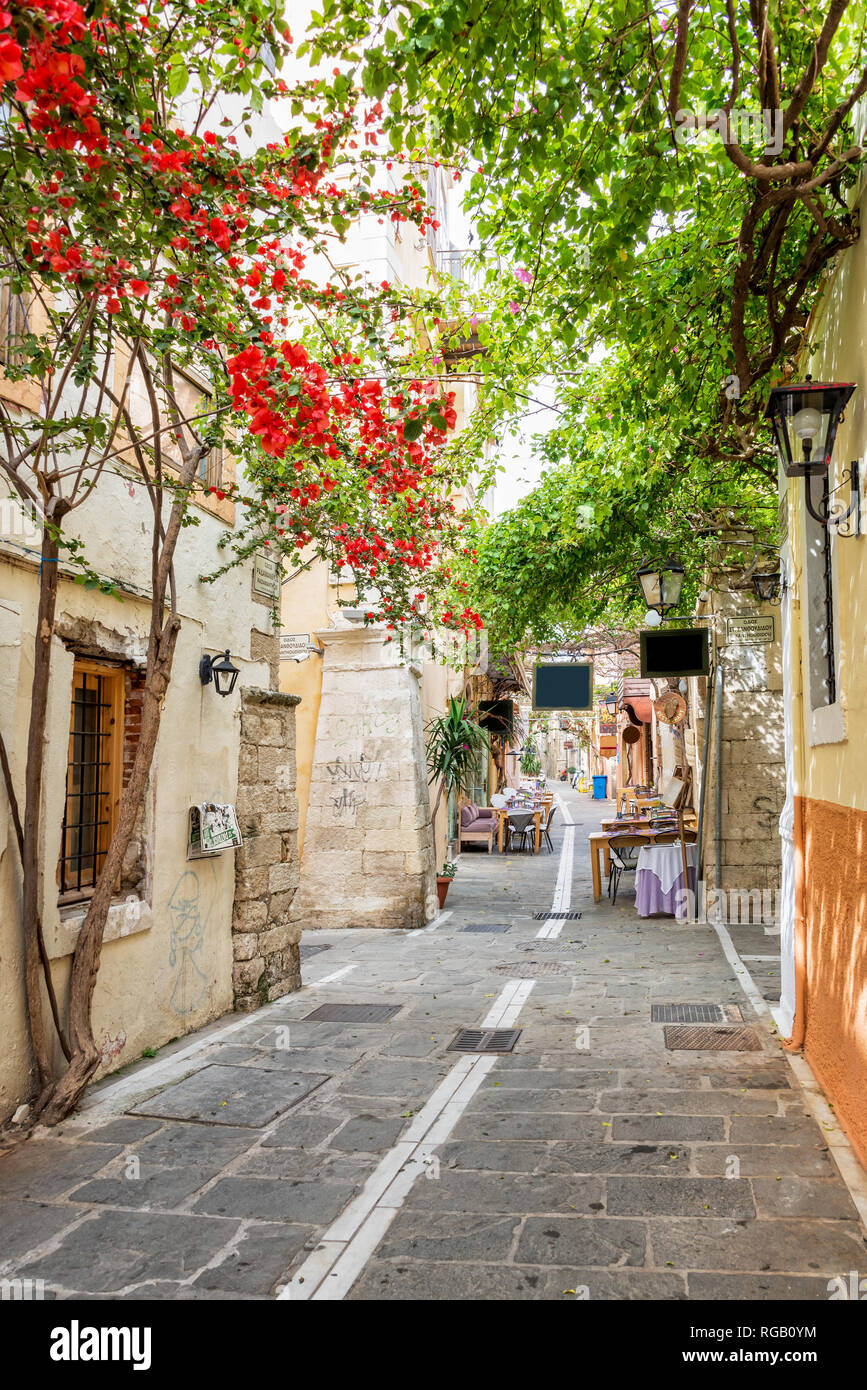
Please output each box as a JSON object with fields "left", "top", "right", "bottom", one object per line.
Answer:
{"left": 532, "top": 662, "right": 593, "bottom": 711}
{"left": 479, "top": 699, "right": 515, "bottom": 738}
{"left": 640, "top": 627, "right": 710, "bottom": 678}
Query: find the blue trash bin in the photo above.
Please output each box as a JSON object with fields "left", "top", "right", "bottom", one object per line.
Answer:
{"left": 592, "top": 775, "right": 608, "bottom": 800}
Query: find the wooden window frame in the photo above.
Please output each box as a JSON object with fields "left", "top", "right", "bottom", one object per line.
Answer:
{"left": 0, "top": 276, "right": 31, "bottom": 369}
{"left": 57, "top": 659, "right": 125, "bottom": 906}
{"left": 170, "top": 363, "right": 224, "bottom": 490}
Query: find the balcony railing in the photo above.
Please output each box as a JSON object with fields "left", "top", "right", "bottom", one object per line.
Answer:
{"left": 434, "top": 249, "right": 488, "bottom": 295}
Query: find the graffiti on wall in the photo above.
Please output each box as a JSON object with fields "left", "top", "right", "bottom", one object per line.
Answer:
{"left": 330, "top": 710, "right": 400, "bottom": 742}
{"left": 325, "top": 751, "right": 384, "bottom": 816}
{"left": 167, "top": 864, "right": 215, "bottom": 1016}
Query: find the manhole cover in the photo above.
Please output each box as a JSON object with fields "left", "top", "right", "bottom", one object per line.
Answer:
{"left": 300, "top": 943, "right": 332, "bottom": 960}
{"left": 652, "top": 1003, "right": 726, "bottom": 1024}
{"left": 303, "top": 1004, "right": 402, "bottom": 1023}
{"left": 491, "top": 961, "right": 570, "bottom": 977}
{"left": 447, "top": 1028, "right": 522, "bottom": 1054}
{"left": 664, "top": 1025, "right": 761, "bottom": 1051}
{"left": 532, "top": 911, "right": 582, "bottom": 920}
{"left": 462, "top": 924, "right": 510, "bottom": 934}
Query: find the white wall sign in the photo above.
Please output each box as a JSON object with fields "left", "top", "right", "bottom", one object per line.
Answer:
{"left": 253, "top": 552, "right": 281, "bottom": 598}
{"left": 280, "top": 632, "right": 312, "bottom": 662}
{"left": 726, "top": 615, "right": 775, "bottom": 645}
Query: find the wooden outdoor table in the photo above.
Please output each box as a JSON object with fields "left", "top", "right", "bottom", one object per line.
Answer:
{"left": 600, "top": 814, "right": 697, "bottom": 832}
{"left": 589, "top": 828, "right": 698, "bottom": 902}
{"left": 495, "top": 806, "right": 543, "bottom": 854}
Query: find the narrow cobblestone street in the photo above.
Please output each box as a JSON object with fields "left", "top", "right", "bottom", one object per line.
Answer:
{"left": 2, "top": 787, "right": 864, "bottom": 1302}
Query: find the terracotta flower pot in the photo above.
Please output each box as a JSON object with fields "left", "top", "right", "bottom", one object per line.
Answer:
{"left": 436, "top": 876, "right": 452, "bottom": 908}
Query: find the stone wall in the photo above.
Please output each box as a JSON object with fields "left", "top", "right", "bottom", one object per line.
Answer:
{"left": 690, "top": 575, "right": 785, "bottom": 917}
{"left": 233, "top": 687, "right": 302, "bottom": 1008}
{"left": 292, "top": 625, "right": 436, "bottom": 930}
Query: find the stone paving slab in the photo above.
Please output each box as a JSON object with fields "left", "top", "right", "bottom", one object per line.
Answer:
{"left": 16, "top": 1208, "right": 239, "bottom": 1293}
{"left": 130, "top": 1065, "right": 330, "bottom": 1127}
{"left": 1, "top": 786, "right": 864, "bottom": 1301}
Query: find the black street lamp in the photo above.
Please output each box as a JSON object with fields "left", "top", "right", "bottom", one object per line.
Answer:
{"left": 199, "top": 649, "right": 240, "bottom": 697}
{"left": 751, "top": 569, "right": 782, "bottom": 603}
{"left": 764, "top": 378, "right": 853, "bottom": 477}
{"left": 636, "top": 556, "right": 685, "bottom": 617}
{"left": 764, "top": 378, "right": 860, "bottom": 535}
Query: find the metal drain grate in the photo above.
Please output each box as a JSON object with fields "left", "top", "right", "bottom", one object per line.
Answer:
{"left": 532, "top": 911, "right": 582, "bottom": 921}
{"left": 664, "top": 1024, "right": 761, "bottom": 1051}
{"left": 491, "top": 961, "right": 569, "bottom": 977}
{"left": 299, "top": 943, "right": 332, "bottom": 960}
{"left": 447, "top": 1028, "right": 522, "bottom": 1054}
{"left": 461, "top": 923, "right": 510, "bottom": 934}
{"left": 303, "top": 1003, "right": 402, "bottom": 1024}
{"left": 652, "top": 1003, "right": 726, "bottom": 1024}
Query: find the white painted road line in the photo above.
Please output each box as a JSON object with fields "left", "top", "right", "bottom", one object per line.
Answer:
{"left": 710, "top": 919, "right": 771, "bottom": 1019}
{"left": 80, "top": 1002, "right": 288, "bottom": 1113}
{"left": 539, "top": 793, "right": 575, "bottom": 938}
{"left": 311, "top": 963, "right": 359, "bottom": 986}
{"left": 278, "top": 979, "right": 536, "bottom": 1302}
{"left": 536, "top": 803, "right": 575, "bottom": 938}
{"left": 277, "top": 787, "right": 574, "bottom": 1301}
{"left": 413, "top": 909, "right": 452, "bottom": 936}
{"left": 482, "top": 977, "right": 535, "bottom": 1029}
{"left": 78, "top": 957, "right": 360, "bottom": 1116}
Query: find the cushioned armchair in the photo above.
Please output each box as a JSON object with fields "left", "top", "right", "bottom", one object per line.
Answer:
{"left": 458, "top": 801, "right": 494, "bottom": 852}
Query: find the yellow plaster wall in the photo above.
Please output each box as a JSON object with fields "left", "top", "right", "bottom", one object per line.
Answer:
{"left": 790, "top": 179, "right": 867, "bottom": 813}
{"left": 279, "top": 553, "right": 330, "bottom": 857}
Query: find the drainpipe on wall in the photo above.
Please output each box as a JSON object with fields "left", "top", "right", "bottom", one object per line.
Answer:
{"left": 695, "top": 661, "right": 714, "bottom": 885}
{"left": 782, "top": 794, "right": 808, "bottom": 1050}
{"left": 780, "top": 546, "right": 807, "bottom": 1051}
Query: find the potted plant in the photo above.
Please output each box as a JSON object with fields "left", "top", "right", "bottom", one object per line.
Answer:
{"left": 519, "top": 738, "right": 542, "bottom": 777}
{"left": 425, "top": 695, "right": 491, "bottom": 824}
{"left": 437, "top": 861, "right": 457, "bottom": 908}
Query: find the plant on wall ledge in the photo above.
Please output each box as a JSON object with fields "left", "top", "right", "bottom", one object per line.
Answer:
{"left": 519, "top": 739, "right": 541, "bottom": 776}
{"left": 425, "top": 695, "right": 490, "bottom": 822}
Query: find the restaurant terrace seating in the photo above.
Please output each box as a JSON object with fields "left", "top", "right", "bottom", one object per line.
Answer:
{"left": 458, "top": 801, "right": 495, "bottom": 852}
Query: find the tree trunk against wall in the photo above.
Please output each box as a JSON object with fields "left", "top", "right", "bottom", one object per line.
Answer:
{"left": 21, "top": 517, "right": 68, "bottom": 1093}
{"left": 22, "top": 442, "right": 203, "bottom": 1127}
{"left": 35, "top": 614, "right": 181, "bottom": 1123}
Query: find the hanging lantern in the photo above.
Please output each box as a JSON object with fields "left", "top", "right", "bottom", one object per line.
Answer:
{"left": 636, "top": 556, "right": 685, "bottom": 615}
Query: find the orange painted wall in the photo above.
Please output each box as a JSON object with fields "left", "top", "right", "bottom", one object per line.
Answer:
{"left": 800, "top": 794, "right": 867, "bottom": 1170}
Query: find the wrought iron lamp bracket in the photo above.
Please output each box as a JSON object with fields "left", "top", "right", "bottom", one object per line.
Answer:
{"left": 804, "top": 460, "right": 861, "bottom": 537}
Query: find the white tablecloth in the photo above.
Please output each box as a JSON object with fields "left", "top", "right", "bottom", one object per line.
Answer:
{"left": 635, "top": 843, "right": 696, "bottom": 917}
{"left": 636, "top": 843, "right": 696, "bottom": 893}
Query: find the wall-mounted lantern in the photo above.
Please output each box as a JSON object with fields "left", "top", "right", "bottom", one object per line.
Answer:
{"left": 764, "top": 378, "right": 853, "bottom": 476}
{"left": 637, "top": 556, "right": 685, "bottom": 625}
{"left": 764, "top": 378, "right": 860, "bottom": 535}
{"left": 751, "top": 569, "right": 782, "bottom": 603}
{"left": 199, "top": 649, "right": 240, "bottom": 697}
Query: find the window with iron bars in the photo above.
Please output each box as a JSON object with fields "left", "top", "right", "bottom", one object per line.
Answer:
{"left": 58, "top": 662, "right": 124, "bottom": 901}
